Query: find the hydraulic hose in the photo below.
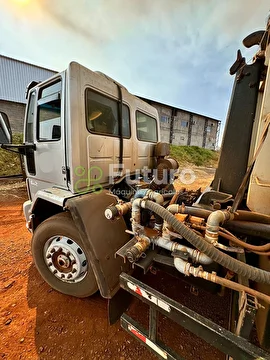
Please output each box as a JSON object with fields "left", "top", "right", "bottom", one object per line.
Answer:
{"left": 234, "top": 211, "right": 270, "bottom": 224}
{"left": 170, "top": 205, "right": 212, "bottom": 219}
{"left": 176, "top": 205, "right": 270, "bottom": 225}
{"left": 225, "top": 220, "right": 270, "bottom": 240}
{"left": 191, "top": 224, "right": 270, "bottom": 252}
{"left": 174, "top": 258, "right": 270, "bottom": 305}
{"left": 132, "top": 189, "right": 164, "bottom": 233}
{"left": 153, "top": 237, "right": 212, "bottom": 265}
{"left": 142, "top": 200, "right": 270, "bottom": 284}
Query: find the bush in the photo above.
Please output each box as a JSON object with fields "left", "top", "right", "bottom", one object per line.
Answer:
{"left": 170, "top": 145, "right": 219, "bottom": 167}
{"left": 0, "top": 133, "right": 23, "bottom": 176}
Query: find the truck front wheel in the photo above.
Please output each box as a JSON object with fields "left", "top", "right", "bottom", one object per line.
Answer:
{"left": 31, "top": 212, "right": 98, "bottom": 297}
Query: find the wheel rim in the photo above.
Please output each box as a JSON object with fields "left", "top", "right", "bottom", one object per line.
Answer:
{"left": 44, "top": 236, "right": 88, "bottom": 283}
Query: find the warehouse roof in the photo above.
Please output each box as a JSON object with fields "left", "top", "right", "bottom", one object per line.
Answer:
{"left": 0, "top": 55, "right": 56, "bottom": 104}
{"left": 139, "top": 96, "right": 221, "bottom": 123}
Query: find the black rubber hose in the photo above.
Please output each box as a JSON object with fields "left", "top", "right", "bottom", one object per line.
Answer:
{"left": 144, "top": 200, "right": 270, "bottom": 284}
{"left": 225, "top": 221, "right": 270, "bottom": 240}
{"left": 178, "top": 206, "right": 212, "bottom": 218}
{"left": 162, "top": 192, "right": 176, "bottom": 199}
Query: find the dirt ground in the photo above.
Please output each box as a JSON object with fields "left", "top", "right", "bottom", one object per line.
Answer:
{"left": 0, "top": 169, "right": 230, "bottom": 360}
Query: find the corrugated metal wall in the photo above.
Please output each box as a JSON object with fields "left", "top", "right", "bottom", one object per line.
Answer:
{"left": 0, "top": 55, "right": 56, "bottom": 104}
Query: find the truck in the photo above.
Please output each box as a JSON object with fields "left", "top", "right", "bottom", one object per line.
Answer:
{"left": 1, "top": 15, "right": 270, "bottom": 360}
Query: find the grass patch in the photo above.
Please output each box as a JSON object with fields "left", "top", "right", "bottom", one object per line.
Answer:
{"left": 0, "top": 133, "right": 23, "bottom": 176}
{"left": 170, "top": 145, "right": 219, "bottom": 167}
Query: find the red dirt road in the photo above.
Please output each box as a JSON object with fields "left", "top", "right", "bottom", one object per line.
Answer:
{"left": 0, "top": 183, "right": 157, "bottom": 360}
{"left": 0, "top": 179, "right": 228, "bottom": 360}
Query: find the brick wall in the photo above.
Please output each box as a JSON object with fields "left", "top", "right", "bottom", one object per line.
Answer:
{"left": 0, "top": 100, "right": 25, "bottom": 133}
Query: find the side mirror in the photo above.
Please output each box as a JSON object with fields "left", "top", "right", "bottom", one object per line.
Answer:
{"left": 0, "top": 112, "right": 12, "bottom": 144}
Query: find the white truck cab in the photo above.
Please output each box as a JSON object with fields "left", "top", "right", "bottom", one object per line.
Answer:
{"left": 0, "top": 62, "right": 176, "bottom": 300}
{"left": 24, "top": 62, "right": 160, "bottom": 199}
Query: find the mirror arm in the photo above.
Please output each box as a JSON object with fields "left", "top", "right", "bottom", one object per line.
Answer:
{"left": 0, "top": 144, "right": 36, "bottom": 155}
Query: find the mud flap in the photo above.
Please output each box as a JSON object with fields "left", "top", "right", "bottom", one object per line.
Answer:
{"left": 108, "top": 288, "right": 132, "bottom": 325}
{"left": 66, "top": 190, "right": 131, "bottom": 298}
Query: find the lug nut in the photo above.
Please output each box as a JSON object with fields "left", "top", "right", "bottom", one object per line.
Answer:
{"left": 53, "top": 270, "right": 57, "bottom": 274}
{"left": 50, "top": 248, "right": 56, "bottom": 253}
{"left": 67, "top": 274, "right": 72, "bottom": 279}
{"left": 66, "top": 251, "right": 70, "bottom": 257}
{"left": 48, "top": 262, "right": 53, "bottom": 267}
{"left": 46, "top": 254, "right": 52, "bottom": 259}
{"left": 58, "top": 247, "right": 63, "bottom": 252}
{"left": 61, "top": 274, "right": 65, "bottom": 278}
{"left": 71, "top": 260, "right": 76, "bottom": 265}
{"left": 72, "top": 268, "right": 77, "bottom": 273}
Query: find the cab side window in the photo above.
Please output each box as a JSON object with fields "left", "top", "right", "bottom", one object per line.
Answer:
{"left": 136, "top": 111, "right": 157, "bottom": 142}
{"left": 86, "top": 89, "right": 130, "bottom": 138}
{"left": 37, "top": 81, "right": 61, "bottom": 141}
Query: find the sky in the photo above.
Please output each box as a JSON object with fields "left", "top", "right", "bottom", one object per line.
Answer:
{"left": 1, "top": 0, "right": 270, "bottom": 129}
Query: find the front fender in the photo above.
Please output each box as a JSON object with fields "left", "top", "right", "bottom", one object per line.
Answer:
{"left": 66, "top": 190, "right": 131, "bottom": 298}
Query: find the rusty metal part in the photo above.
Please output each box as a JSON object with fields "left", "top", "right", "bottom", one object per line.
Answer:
{"left": 191, "top": 223, "right": 270, "bottom": 253}
{"left": 214, "top": 276, "right": 269, "bottom": 306}
{"left": 150, "top": 157, "right": 178, "bottom": 191}
{"left": 154, "top": 237, "right": 212, "bottom": 265}
{"left": 174, "top": 213, "right": 188, "bottom": 223}
{"left": 215, "top": 243, "right": 244, "bottom": 254}
{"left": 113, "top": 202, "right": 132, "bottom": 216}
{"left": 204, "top": 230, "right": 218, "bottom": 244}
{"left": 235, "top": 293, "right": 258, "bottom": 339}
{"left": 166, "top": 229, "right": 183, "bottom": 239}
{"left": 218, "top": 270, "right": 235, "bottom": 297}
{"left": 205, "top": 209, "right": 234, "bottom": 244}
{"left": 131, "top": 198, "right": 142, "bottom": 233}
{"left": 175, "top": 189, "right": 202, "bottom": 207}
{"left": 154, "top": 142, "right": 170, "bottom": 157}
{"left": 143, "top": 227, "right": 159, "bottom": 239}
{"left": 181, "top": 260, "right": 270, "bottom": 305}
{"left": 169, "top": 187, "right": 185, "bottom": 205}
{"left": 44, "top": 236, "right": 88, "bottom": 283}
{"left": 104, "top": 202, "right": 132, "bottom": 220}
{"left": 220, "top": 231, "right": 270, "bottom": 253}
{"left": 189, "top": 215, "right": 205, "bottom": 226}
{"left": 125, "top": 235, "right": 150, "bottom": 263}
{"left": 131, "top": 190, "right": 164, "bottom": 233}
{"left": 157, "top": 157, "right": 178, "bottom": 171}
{"left": 251, "top": 250, "right": 270, "bottom": 256}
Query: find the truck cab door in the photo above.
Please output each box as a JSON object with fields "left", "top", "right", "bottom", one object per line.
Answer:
{"left": 24, "top": 77, "right": 67, "bottom": 199}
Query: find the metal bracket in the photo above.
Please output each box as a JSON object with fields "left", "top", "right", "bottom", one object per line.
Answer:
{"left": 236, "top": 292, "right": 258, "bottom": 339}
{"left": 171, "top": 249, "right": 189, "bottom": 261}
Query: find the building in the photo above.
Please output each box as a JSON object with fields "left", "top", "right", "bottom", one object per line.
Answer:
{"left": 0, "top": 55, "right": 220, "bottom": 149}
{"left": 0, "top": 55, "right": 56, "bottom": 132}
{"left": 140, "top": 97, "right": 220, "bottom": 150}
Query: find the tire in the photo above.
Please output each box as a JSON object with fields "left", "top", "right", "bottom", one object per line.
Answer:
{"left": 31, "top": 212, "right": 98, "bottom": 298}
